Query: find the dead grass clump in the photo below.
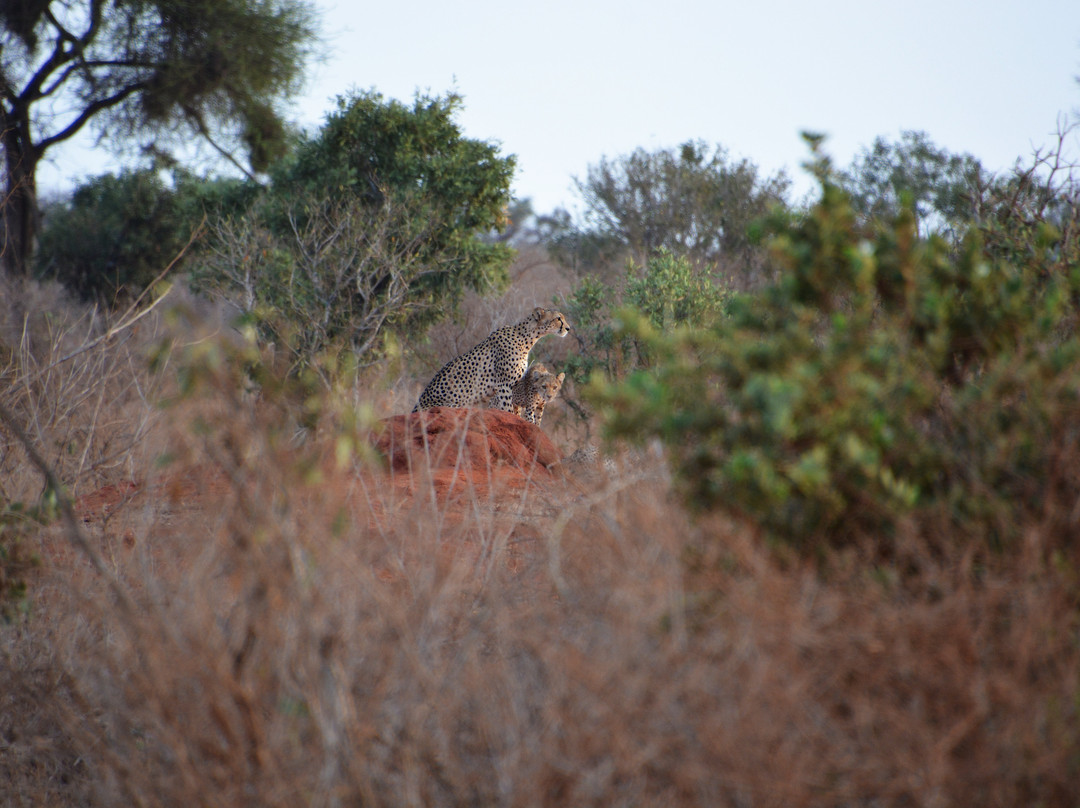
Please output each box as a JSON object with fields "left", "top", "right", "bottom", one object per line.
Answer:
{"left": 0, "top": 277, "right": 167, "bottom": 505}
{"left": 2, "top": 317, "right": 1079, "bottom": 807}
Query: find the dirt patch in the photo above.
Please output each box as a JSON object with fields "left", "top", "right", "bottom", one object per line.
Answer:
{"left": 64, "top": 407, "right": 568, "bottom": 598}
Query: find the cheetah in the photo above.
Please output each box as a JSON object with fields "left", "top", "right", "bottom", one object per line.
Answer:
{"left": 413, "top": 307, "right": 570, "bottom": 412}
{"left": 508, "top": 362, "right": 565, "bottom": 426}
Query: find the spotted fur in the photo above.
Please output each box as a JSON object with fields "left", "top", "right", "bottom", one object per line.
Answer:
{"left": 509, "top": 362, "right": 564, "bottom": 426}
{"left": 413, "top": 307, "right": 570, "bottom": 412}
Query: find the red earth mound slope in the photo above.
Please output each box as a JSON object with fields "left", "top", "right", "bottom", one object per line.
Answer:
{"left": 372, "top": 406, "right": 563, "bottom": 502}
{"left": 75, "top": 407, "right": 564, "bottom": 524}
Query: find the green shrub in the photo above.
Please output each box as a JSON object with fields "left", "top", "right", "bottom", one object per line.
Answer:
{"left": 624, "top": 248, "right": 729, "bottom": 333}
{"left": 191, "top": 190, "right": 445, "bottom": 376}
{"left": 587, "top": 139, "right": 1080, "bottom": 550}
{"left": 192, "top": 90, "right": 517, "bottom": 374}
{"left": 36, "top": 169, "right": 185, "bottom": 302}
{"left": 561, "top": 250, "right": 729, "bottom": 417}
{"left": 36, "top": 169, "right": 251, "bottom": 303}
{"left": 267, "top": 90, "right": 516, "bottom": 325}
{"left": 569, "top": 141, "right": 789, "bottom": 288}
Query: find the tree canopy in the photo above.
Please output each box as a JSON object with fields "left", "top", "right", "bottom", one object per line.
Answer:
{"left": 573, "top": 141, "right": 790, "bottom": 285}
{"left": 275, "top": 89, "right": 516, "bottom": 300}
{"left": 839, "top": 130, "right": 987, "bottom": 240}
{"left": 0, "top": 0, "right": 318, "bottom": 277}
{"left": 192, "top": 90, "right": 518, "bottom": 373}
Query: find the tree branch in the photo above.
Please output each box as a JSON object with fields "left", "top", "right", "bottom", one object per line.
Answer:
{"left": 181, "top": 104, "right": 259, "bottom": 182}
{"left": 37, "top": 82, "right": 144, "bottom": 152}
{"left": 19, "top": 7, "right": 86, "bottom": 104}
{"left": 0, "top": 398, "right": 136, "bottom": 617}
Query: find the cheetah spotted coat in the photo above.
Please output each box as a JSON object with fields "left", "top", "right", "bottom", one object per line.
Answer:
{"left": 413, "top": 307, "right": 569, "bottom": 413}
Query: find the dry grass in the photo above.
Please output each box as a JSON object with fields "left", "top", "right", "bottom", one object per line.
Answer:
{"left": 0, "top": 275, "right": 178, "bottom": 504}
{"left": 2, "top": 281, "right": 1079, "bottom": 808}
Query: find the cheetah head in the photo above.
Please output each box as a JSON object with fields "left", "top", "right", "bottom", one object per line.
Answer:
{"left": 525, "top": 363, "right": 564, "bottom": 402}
{"left": 532, "top": 307, "right": 570, "bottom": 338}
{"left": 543, "top": 372, "right": 566, "bottom": 401}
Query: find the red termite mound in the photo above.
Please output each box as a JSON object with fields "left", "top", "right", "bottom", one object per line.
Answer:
{"left": 372, "top": 406, "right": 563, "bottom": 501}
{"left": 74, "top": 407, "right": 565, "bottom": 524}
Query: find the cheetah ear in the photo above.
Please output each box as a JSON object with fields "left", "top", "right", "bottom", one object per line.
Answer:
{"left": 533, "top": 306, "right": 545, "bottom": 319}
{"left": 556, "top": 372, "right": 565, "bottom": 384}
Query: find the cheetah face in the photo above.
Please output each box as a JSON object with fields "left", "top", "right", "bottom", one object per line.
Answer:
{"left": 542, "top": 372, "right": 565, "bottom": 401}
{"left": 534, "top": 308, "right": 570, "bottom": 338}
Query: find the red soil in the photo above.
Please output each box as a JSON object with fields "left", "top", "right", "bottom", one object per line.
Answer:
{"left": 372, "top": 406, "right": 562, "bottom": 501}
{"left": 64, "top": 407, "right": 567, "bottom": 591}
{"left": 74, "top": 407, "right": 565, "bottom": 524}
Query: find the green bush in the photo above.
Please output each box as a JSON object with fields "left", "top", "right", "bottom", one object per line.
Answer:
{"left": 192, "top": 190, "right": 447, "bottom": 376}
{"left": 269, "top": 90, "right": 516, "bottom": 318}
{"left": 192, "top": 90, "right": 517, "bottom": 373}
{"left": 587, "top": 140, "right": 1080, "bottom": 550}
{"left": 561, "top": 250, "right": 729, "bottom": 405}
{"left": 568, "top": 141, "right": 789, "bottom": 288}
{"left": 36, "top": 168, "right": 251, "bottom": 303}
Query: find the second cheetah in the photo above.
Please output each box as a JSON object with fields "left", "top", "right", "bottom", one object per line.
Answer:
{"left": 508, "top": 362, "right": 564, "bottom": 426}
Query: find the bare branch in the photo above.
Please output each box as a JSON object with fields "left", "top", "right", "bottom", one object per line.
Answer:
{"left": 182, "top": 104, "right": 259, "bottom": 183}
{"left": 0, "top": 396, "right": 137, "bottom": 617}
{"left": 36, "top": 82, "right": 144, "bottom": 152}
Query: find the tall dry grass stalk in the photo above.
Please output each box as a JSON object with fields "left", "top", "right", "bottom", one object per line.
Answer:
{"left": 0, "top": 276, "right": 168, "bottom": 504}
{"left": 2, "top": 292, "right": 1079, "bottom": 807}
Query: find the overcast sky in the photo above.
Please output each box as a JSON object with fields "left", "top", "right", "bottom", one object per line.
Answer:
{"left": 39, "top": 0, "right": 1080, "bottom": 214}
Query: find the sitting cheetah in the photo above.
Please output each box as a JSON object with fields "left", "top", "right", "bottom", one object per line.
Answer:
{"left": 509, "top": 362, "right": 565, "bottom": 426}
{"left": 413, "top": 307, "right": 570, "bottom": 412}
{"left": 563, "top": 443, "right": 617, "bottom": 475}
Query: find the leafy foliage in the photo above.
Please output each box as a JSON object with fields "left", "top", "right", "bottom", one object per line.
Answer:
{"left": 0, "top": 0, "right": 317, "bottom": 277}
{"left": 588, "top": 137, "right": 1080, "bottom": 550}
{"left": 563, "top": 141, "right": 789, "bottom": 287}
{"left": 840, "top": 130, "right": 987, "bottom": 240}
{"left": 192, "top": 90, "right": 517, "bottom": 372}
{"left": 561, "top": 250, "right": 728, "bottom": 415}
{"left": 36, "top": 168, "right": 249, "bottom": 302}
{"left": 624, "top": 247, "right": 730, "bottom": 332}
{"left": 275, "top": 90, "right": 516, "bottom": 303}
{"left": 194, "top": 192, "right": 449, "bottom": 377}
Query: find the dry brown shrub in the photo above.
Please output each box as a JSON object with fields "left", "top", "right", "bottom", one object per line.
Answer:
{"left": 0, "top": 275, "right": 171, "bottom": 504}
{"left": 2, "top": 290, "right": 1079, "bottom": 808}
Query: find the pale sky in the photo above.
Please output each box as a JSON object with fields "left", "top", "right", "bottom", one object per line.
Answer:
{"left": 39, "top": 0, "right": 1080, "bottom": 215}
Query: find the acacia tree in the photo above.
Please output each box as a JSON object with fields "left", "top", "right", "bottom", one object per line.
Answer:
{"left": 573, "top": 141, "right": 790, "bottom": 286}
{"left": 0, "top": 0, "right": 317, "bottom": 278}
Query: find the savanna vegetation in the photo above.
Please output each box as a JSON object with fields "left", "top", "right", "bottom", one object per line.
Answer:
{"left": 4, "top": 4, "right": 1080, "bottom": 804}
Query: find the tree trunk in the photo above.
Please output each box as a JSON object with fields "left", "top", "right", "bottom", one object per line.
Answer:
{"left": 1, "top": 125, "right": 39, "bottom": 279}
